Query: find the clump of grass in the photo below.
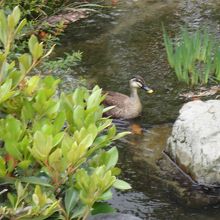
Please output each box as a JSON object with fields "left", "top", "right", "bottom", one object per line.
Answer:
{"left": 163, "top": 26, "right": 220, "bottom": 86}
{"left": 214, "top": 48, "right": 220, "bottom": 81}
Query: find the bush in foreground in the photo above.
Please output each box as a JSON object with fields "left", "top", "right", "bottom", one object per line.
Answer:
{"left": 0, "top": 6, "right": 130, "bottom": 220}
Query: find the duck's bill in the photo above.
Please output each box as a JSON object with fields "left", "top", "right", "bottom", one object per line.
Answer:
{"left": 142, "top": 86, "right": 153, "bottom": 93}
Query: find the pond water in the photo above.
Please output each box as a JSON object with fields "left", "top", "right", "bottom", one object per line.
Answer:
{"left": 56, "top": 0, "right": 220, "bottom": 219}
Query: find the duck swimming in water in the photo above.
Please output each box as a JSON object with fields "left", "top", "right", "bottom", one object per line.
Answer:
{"left": 103, "top": 75, "right": 153, "bottom": 119}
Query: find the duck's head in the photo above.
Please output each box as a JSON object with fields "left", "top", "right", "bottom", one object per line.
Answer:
{"left": 129, "top": 75, "right": 153, "bottom": 93}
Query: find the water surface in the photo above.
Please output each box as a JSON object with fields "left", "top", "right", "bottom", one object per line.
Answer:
{"left": 57, "top": 0, "right": 220, "bottom": 219}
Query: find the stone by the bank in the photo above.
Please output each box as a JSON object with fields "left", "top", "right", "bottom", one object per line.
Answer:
{"left": 166, "top": 100, "right": 220, "bottom": 186}
{"left": 89, "top": 213, "right": 142, "bottom": 220}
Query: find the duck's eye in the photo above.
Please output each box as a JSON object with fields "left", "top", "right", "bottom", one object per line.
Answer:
{"left": 135, "top": 78, "right": 143, "bottom": 83}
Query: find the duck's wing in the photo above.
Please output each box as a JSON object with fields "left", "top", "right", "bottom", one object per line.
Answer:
{"left": 102, "top": 91, "right": 129, "bottom": 108}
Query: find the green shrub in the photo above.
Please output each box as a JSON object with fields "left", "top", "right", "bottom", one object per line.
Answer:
{"left": 1, "top": 0, "right": 68, "bottom": 18}
{"left": 42, "top": 51, "right": 82, "bottom": 71}
{"left": 0, "top": 6, "right": 131, "bottom": 220}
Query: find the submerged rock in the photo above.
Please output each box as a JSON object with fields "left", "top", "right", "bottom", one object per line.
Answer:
{"left": 166, "top": 100, "right": 220, "bottom": 186}
{"left": 113, "top": 122, "right": 220, "bottom": 208}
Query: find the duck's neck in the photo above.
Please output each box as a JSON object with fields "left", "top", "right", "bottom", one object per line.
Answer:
{"left": 130, "top": 87, "right": 139, "bottom": 99}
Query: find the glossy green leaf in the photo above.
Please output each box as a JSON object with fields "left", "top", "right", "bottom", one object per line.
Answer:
{"left": 46, "top": 100, "right": 60, "bottom": 119}
{"left": 64, "top": 187, "right": 79, "bottom": 216}
{"left": 41, "top": 123, "right": 53, "bottom": 135}
{"left": 79, "top": 134, "right": 94, "bottom": 150}
{"left": 33, "top": 185, "right": 47, "bottom": 206}
{"left": 17, "top": 135, "right": 30, "bottom": 157}
{"left": 5, "top": 140, "right": 22, "bottom": 160}
{"left": 113, "top": 179, "right": 131, "bottom": 190}
{"left": 17, "top": 160, "right": 32, "bottom": 169}
{"left": 28, "top": 35, "right": 38, "bottom": 56}
{"left": 73, "top": 105, "right": 84, "bottom": 129}
{"left": 0, "top": 79, "right": 15, "bottom": 103}
{"left": 18, "top": 53, "right": 32, "bottom": 74}
{"left": 31, "top": 131, "right": 53, "bottom": 161}
{"left": 87, "top": 88, "right": 102, "bottom": 110}
{"left": 15, "top": 18, "right": 27, "bottom": 35}
{"left": 61, "top": 134, "right": 73, "bottom": 158}
{"left": 11, "top": 6, "right": 21, "bottom": 27}
{"left": 0, "top": 10, "right": 8, "bottom": 46}
{"left": 102, "top": 105, "right": 115, "bottom": 113}
{"left": 32, "top": 42, "right": 43, "bottom": 61}
{"left": 48, "top": 148, "right": 62, "bottom": 168}
{"left": 26, "top": 76, "right": 40, "bottom": 94}
{"left": 72, "top": 87, "right": 86, "bottom": 106}
{"left": 97, "top": 119, "right": 112, "bottom": 133}
{"left": 53, "top": 111, "right": 66, "bottom": 134}
{"left": 8, "top": 69, "right": 22, "bottom": 86}
{"left": 111, "top": 167, "right": 121, "bottom": 176}
{"left": 113, "top": 131, "right": 131, "bottom": 140}
{"left": 19, "top": 176, "right": 52, "bottom": 187}
{"left": 53, "top": 132, "right": 64, "bottom": 147}
{"left": 97, "top": 190, "right": 112, "bottom": 201}
{"left": 7, "top": 192, "right": 16, "bottom": 207}
{"left": 105, "top": 147, "right": 118, "bottom": 170}
{"left": 87, "top": 124, "right": 98, "bottom": 140}
{"left": 8, "top": 14, "right": 16, "bottom": 30}
{"left": 92, "top": 202, "right": 115, "bottom": 215}
{"left": 21, "top": 101, "right": 35, "bottom": 123}
{"left": 107, "top": 125, "right": 116, "bottom": 139}
{"left": 70, "top": 205, "right": 86, "bottom": 219}
{"left": 16, "top": 181, "right": 25, "bottom": 199}
{"left": 5, "top": 115, "right": 23, "bottom": 141}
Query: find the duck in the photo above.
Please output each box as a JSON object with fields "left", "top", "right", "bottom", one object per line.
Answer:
{"left": 103, "top": 75, "right": 153, "bottom": 119}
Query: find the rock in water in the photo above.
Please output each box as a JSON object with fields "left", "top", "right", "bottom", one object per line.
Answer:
{"left": 166, "top": 100, "right": 220, "bottom": 186}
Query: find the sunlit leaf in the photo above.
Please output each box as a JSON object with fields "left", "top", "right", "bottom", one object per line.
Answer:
{"left": 11, "top": 6, "right": 21, "bottom": 26}
{"left": 28, "top": 35, "right": 38, "bottom": 56}
{"left": 18, "top": 53, "right": 32, "bottom": 74}
{"left": 105, "top": 147, "right": 118, "bottom": 170}
{"left": 113, "top": 179, "right": 131, "bottom": 190}
{"left": 48, "top": 148, "right": 62, "bottom": 169}
{"left": 113, "top": 131, "right": 131, "bottom": 140}
{"left": 0, "top": 10, "right": 8, "bottom": 46}
{"left": 15, "top": 18, "right": 27, "bottom": 35}
{"left": 53, "top": 132, "right": 64, "bottom": 147}
{"left": 32, "top": 42, "right": 44, "bottom": 61}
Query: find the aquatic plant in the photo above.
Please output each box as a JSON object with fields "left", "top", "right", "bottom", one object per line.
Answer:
{"left": 214, "top": 47, "right": 220, "bottom": 81}
{"left": 163, "top": 26, "right": 220, "bottom": 86}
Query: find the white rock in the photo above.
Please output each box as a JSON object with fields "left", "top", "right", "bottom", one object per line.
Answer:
{"left": 166, "top": 100, "right": 220, "bottom": 186}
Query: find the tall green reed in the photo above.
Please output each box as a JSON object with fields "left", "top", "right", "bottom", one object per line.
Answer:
{"left": 214, "top": 48, "right": 220, "bottom": 81}
{"left": 163, "top": 27, "right": 220, "bottom": 86}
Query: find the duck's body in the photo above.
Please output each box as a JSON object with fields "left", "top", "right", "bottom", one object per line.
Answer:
{"left": 103, "top": 76, "right": 153, "bottom": 119}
